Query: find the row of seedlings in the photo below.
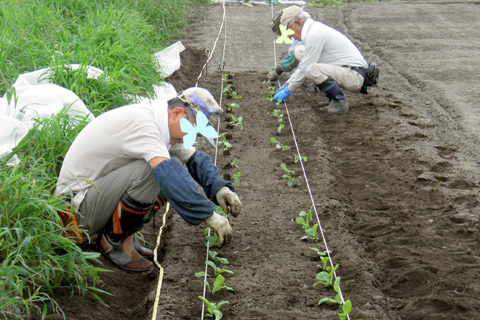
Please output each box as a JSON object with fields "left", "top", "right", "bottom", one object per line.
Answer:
{"left": 265, "top": 84, "right": 359, "bottom": 320}
{"left": 195, "top": 73, "right": 243, "bottom": 319}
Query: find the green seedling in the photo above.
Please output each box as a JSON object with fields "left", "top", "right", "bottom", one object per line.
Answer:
{"left": 209, "top": 251, "right": 230, "bottom": 265}
{"left": 206, "top": 261, "right": 234, "bottom": 277}
{"left": 198, "top": 274, "right": 233, "bottom": 294}
{"left": 222, "top": 73, "right": 233, "bottom": 82}
{"left": 317, "top": 276, "right": 342, "bottom": 303}
{"left": 218, "top": 133, "right": 227, "bottom": 142}
{"left": 232, "top": 158, "right": 239, "bottom": 168}
{"left": 296, "top": 207, "right": 319, "bottom": 241}
{"left": 280, "top": 163, "right": 295, "bottom": 187}
{"left": 277, "top": 123, "right": 285, "bottom": 134}
{"left": 204, "top": 227, "right": 219, "bottom": 247}
{"left": 314, "top": 263, "right": 339, "bottom": 288}
{"left": 270, "top": 137, "right": 289, "bottom": 151}
{"left": 427, "top": 180, "right": 443, "bottom": 190}
{"left": 198, "top": 296, "right": 229, "bottom": 320}
{"left": 317, "top": 277, "right": 353, "bottom": 320}
{"left": 226, "top": 102, "right": 239, "bottom": 112}
{"left": 215, "top": 205, "right": 227, "bottom": 217}
{"left": 268, "top": 109, "right": 284, "bottom": 122}
{"left": 227, "top": 115, "right": 243, "bottom": 130}
{"left": 223, "top": 141, "right": 233, "bottom": 152}
{"left": 338, "top": 299, "right": 353, "bottom": 320}
{"left": 223, "top": 84, "right": 233, "bottom": 96}
{"left": 232, "top": 171, "right": 241, "bottom": 185}
{"left": 310, "top": 247, "right": 331, "bottom": 270}
{"left": 294, "top": 154, "right": 307, "bottom": 163}
{"left": 232, "top": 91, "right": 242, "bottom": 100}
{"left": 266, "top": 86, "right": 276, "bottom": 101}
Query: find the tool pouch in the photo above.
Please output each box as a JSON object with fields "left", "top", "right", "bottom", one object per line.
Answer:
{"left": 354, "top": 62, "right": 380, "bottom": 94}
{"left": 59, "top": 207, "right": 86, "bottom": 245}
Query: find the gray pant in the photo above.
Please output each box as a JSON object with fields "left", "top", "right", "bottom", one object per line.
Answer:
{"left": 78, "top": 160, "right": 160, "bottom": 236}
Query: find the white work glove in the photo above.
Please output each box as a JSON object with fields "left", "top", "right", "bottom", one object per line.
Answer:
{"left": 216, "top": 186, "right": 242, "bottom": 217}
{"left": 267, "top": 69, "right": 279, "bottom": 81}
{"left": 205, "top": 212, "right": 232, "bottom": 247}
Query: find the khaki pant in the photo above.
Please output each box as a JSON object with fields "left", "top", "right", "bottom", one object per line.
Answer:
{"left": 306, "top": 64, "right": 364, "bottom": 92}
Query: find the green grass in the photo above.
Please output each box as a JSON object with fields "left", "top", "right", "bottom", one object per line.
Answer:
{"left": 0, "top": 0, "right": 208, "bottom": 111}
{"left": 0, "top": 0, "right": 209, "bottom": 318}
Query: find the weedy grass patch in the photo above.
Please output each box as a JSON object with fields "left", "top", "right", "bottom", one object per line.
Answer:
{"left": 1, "top": 0, "right": 207, "bottom": 318}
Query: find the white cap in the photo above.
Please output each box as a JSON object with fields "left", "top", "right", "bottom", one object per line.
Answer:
{"left": 178, "top": 87, "right": 222, "bottom": 146}
{"left": 280, "top": 6, "right": 304, "bottom": 27}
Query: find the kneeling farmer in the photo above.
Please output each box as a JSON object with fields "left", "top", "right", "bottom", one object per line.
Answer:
{"left": 56, "top": 87, "right": 242, "bottom": 272}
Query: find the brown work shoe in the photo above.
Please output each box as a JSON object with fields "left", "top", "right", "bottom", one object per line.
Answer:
{"left": 133, "top": 237, "right": 154, "bottom": 260}
{"left": 98, "top": 233, "right": 153, "bottom": 272}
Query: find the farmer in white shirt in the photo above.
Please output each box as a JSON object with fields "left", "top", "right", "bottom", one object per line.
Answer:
{"left": 273, "top": 6, "right": 379, "bottom": 113}
{"left": 56, "top": 87, "right": 242, "bottom": 272}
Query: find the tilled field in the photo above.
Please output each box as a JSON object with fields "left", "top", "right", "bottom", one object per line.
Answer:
{"left": 45, "top": 2, "right": 480, "bottom": 320}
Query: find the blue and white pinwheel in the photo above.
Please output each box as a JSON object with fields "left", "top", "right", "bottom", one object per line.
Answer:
{"left": 180, "top": 111, "right": 218, "bottom": 149}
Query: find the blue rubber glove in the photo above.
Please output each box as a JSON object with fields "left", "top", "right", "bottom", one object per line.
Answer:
{"left": 273, "top": 84, "right": 293, "bottom": 102}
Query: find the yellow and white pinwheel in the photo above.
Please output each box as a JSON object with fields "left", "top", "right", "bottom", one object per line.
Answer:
{"left": 276, "top": 25, "right": 294, "bottom": 44}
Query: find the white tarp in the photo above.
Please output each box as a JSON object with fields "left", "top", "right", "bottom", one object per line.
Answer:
{"left": 0, "top": 41, "right": 185, "bottom": 164}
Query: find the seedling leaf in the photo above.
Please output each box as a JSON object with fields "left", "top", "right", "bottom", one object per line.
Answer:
{"left": 342, "top": 300, "right": 352, "bottom": 313}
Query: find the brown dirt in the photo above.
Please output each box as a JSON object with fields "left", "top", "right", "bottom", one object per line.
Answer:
{"left": 38, "top": 1, "right": 480, "bottom": 320}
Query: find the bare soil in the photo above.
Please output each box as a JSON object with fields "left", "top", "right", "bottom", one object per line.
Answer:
{"left": 41, "top": 1, "right": 480, "bottom": 320}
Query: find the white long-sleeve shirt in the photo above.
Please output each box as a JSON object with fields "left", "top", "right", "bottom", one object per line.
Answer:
{"left": 287, "top": 18, "right": 367, "bottom": 92}
{"left": 56, "top": 99, "right": 195, "bottom": 209}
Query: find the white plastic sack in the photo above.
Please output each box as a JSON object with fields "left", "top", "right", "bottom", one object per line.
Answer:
{"left": 0, "top": 98, "right": 33, "bottom": 160}
{"left": 1, "top": 42, "right": 186, "bottom": 164}
{"left": 12, "top": 84, "right": 93, "bottom": 121}
{"left": 154, "top": 41, "right": 185, "bottom": 78}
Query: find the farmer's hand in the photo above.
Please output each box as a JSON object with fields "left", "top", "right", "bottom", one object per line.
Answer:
{"left": 273, "top": 84, "right": 293, "bottom": 102}
{"left": 205, "top": 212, "right": 232, "bottom": 247}
{"left": 216, "top": 186, "right": 242, "bottom": 217}
{"left": 266, "top": 69, "right": 279, "bottom": 81}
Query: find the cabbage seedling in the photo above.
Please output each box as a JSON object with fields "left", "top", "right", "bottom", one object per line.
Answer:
{"left": 226, "top": 102, "right": 239, "bottom": 113}
{"left": 266, "top": 85, "right": 276, "bottom": 101}
{"left": 270, "top": 137, "right": 289, "bottom": 151}
{"left": 310, "top": 247, "right": 331, "bottom": 270}
{"left": 294, "top": 154, "right": 307, "bottom": 163}
{"left": 232, "top": 171, "right": 241, "bottom": 185}
{"left": 317, "top": 276, "right": 342, "bottom": 302}
{"left": 231, "top": 91, "right": 242, "bottom": 99}
{"left": 227, "top": 115, "right": 243, "bottom": 130}
{"left": 314, "top": 263, "right": 338, "bottom": 288}
{"left": 338, "top": 299, "right": 353, "bottom": 320}
{"left": 209, "top": 251, "right": 230, "bottom": 265}
{"left": 317, "top": 277, "right": 353, "bottom": 320}
{"left": 204, "top": 227, "right": 219, "bottom": 247}
{"left": 206, "top": 261, "right": 234, "bottom": 277}
{"left": 198, "top": 296, "right": 229, "bottom": 320}
{"left": 296, "top": 208, "right": 319, "bottom": 241}
{"left": 232, "top": 158, "right": 239, "bottom": 168}
{"left": 223, "top": 84, "right": 233, "bottom": 96}
{"left": 199, "top": 274, "right": 233, "bottom": 294}
{"left": 268, "top": 109, "right": 284, "bottom": 122}
{"left": 280, "top": 163, "right": 295, "bottom": 187}
{"left": 223, "top": 141, "right": 233, "bottom": 152}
